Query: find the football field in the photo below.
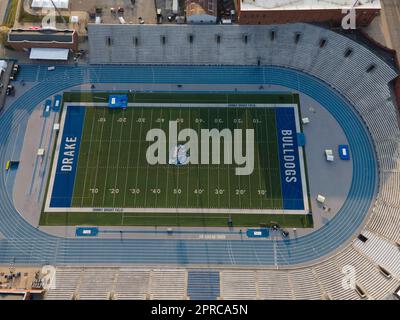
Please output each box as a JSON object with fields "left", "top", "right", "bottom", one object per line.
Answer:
{"left": 73, "top": 105, "right": 284, "bottom": 210}
{"left": 43, "top": 93, "right": 311, "bottom": 227}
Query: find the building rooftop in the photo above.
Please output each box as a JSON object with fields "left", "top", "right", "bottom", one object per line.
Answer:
{"left": 8, "top": 29, "right": 75, "bottom": 43}
{"left": 240, "top": 0, "right": 381, "bottom": 11}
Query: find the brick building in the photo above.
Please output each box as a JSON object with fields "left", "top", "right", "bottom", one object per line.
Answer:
{"left": 7, "top": 29, "right": 78, "bottom": 52}
{"left": 236, "top": 0, "right": 381, "bottom": 27}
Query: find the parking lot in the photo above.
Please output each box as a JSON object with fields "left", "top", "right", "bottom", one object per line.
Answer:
{"left": 0, "top": 61, "right": 16, "bottom": 112}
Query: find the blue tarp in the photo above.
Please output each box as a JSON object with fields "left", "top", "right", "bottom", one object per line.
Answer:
{"left": 109, "top": 94, "right": 128, "bottom": 109}
{"left": 339, "top": 144, "right": 350, "bottom": 160}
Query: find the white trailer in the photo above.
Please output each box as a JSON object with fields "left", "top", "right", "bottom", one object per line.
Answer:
{"left": 172, "top": 0, "right": 179, "bottom": 14}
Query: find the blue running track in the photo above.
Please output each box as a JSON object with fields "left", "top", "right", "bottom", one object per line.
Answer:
{"left": 0, "top": 65, "right": 376, "bottom": 266}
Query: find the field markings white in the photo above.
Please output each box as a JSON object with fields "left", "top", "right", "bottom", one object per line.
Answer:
{"left": 217, "top": 108, "right": 221, "bottom": 209}
{"left": 195, "top": 107, "right": 200, "bottom": 208}
{"left": 112, "top": 109, "right": 127, "bottom": 208}
{"left": 46, "top": 206, "right": 306, "bottom": 214}
{"left": 90, "top": 108, "right": 108, "bottom": 207}
{"left": 143, "top": 108, "right": 154, "bottom": 208}
{"left": 186, "top": 108, "right": 191, "bottom": 208}
{"left": 154, "top": 108, "right": 163, "bottom": 207}
{"left": 235, "top": 108, "right": 241, "bottom": 209}
{"left": 122, "top": 107, "right": 136, "bottom": 207}
{"left": 133, "top": 108, "right": 144, "bottom": 208}
{"left": 226, "top": 107, "right": 231, "bottom": 210}
{"left": 79, "top": 107, "right": 98, "bottom": 206}
{"left": 100, "top": 110, "right": 116, "bottom": 207}
{"left": 255, "top": 110, "right": 264, "bottom": 209}
{"left": 164, "top": 108, "right": 171, "bottom": 208}
{"left": 264, "top": 107, "right": 274, "bottom": 208}
{"left": 245, "top": 109, "right": 253, "bottom": 208}
{"left": 174, "top": 108, "right": 183, "bottom": 209}
{"left": 207, "top": 108, "right": 210, "bottom": 208}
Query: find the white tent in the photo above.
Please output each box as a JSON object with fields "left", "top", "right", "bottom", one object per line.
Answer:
{"left": 31, "top": 0, "right": 69, "bottom": 9}
{"left": 0, "top": 60, "right": 7, "bottom": 71}
{"left": 30, "top": 48, "right": 69, "bottom": 61}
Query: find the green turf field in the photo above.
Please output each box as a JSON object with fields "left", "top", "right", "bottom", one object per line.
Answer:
{"left": 71, "top": 106, "right": 282, "bottom": 210}
{"left": 41, "top": 92, "right": 313, "bottom": 228}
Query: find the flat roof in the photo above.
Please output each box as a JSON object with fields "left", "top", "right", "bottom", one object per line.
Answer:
{"left": 31, "top": 0, "right": 69, "bottom": 9}
{"left": 240, "top": 0, "right": 381, "bottom": 11}
{"left": 9, "top": 29, "right": 74, "bottom": 43}
{"left": 30, "top": 48, "right": 69, "bottom": 60}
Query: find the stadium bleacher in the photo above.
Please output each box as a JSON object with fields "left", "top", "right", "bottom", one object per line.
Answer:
{"left": 2, "top": 21, "right": 400, "bottom": 300}
{"left": 187, "top": 270, "right": 220, "bottom": 300}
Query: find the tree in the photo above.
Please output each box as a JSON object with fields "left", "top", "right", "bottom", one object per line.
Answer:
{"left": 0, "top": 26, "right": 10, "bottom": 46}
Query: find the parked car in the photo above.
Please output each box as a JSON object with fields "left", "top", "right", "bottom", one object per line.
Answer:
{"left": 6, "top": 84, "right": 15, "bottom": 96}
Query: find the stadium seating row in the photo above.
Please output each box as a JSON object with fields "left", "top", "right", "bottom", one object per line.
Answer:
{"left": 2, "top": 22, "right": 400, "bottom": 299}
{"left": 45, "top": 246, "right": 399, "bottom": 300}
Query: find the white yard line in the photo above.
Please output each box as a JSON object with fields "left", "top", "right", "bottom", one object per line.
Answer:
{"left": 112, "top": 109, "right": 126, "bottom": 208}
{"left": 45, "top": 206, "right": 308, "bottom": 214}
{"left": 196, "top": 108, "right": 201, "bottom": 208}
{"left": 175, "top": 109, "right": 183, "bottom": 208}
{"left": 154, "top": 108, "right": 163, "bottom": 207}
{"left": 165, "top": 109, "right": 171, "bottom": 207}
{"left": 143, "top": 109, "right": 154, "bottom": 208}
{"left": 264, "top": 107, "right": 274, "bottom": 208}
{"left": 246, "top": 109, "right": 253, "bottom": 208}
{"left": 164, "top": 108, "right": 171, "bottom": 208}
{"left": 217, "top": 108, "right": 221, "bottom": 209}
{"left": 207, "top": 108, "right": 210, "bottom": 208}
{"left": 235, "top": 108, "right": 241, "bottom": 209}
{"left": 133, "top": 108, "right": 144, "bottom": 208}
{"left": 100, "top": 110, "right": 117, "bottom": 207}
{"left": 256, "top": 109, "right": 264, "bottom": 209}
{"left": 226, "top": 108, "right": 231, "bottom": 210}
{"left": 90, "top": 108, "right": 108, "bottom": 207}
{"left": 186, "top": 108, "right": 191, "bottom": 208}
{"left": 90, "top": 110, "right": 111, "bottom": 207}
{"left": 122, "top": 107, "right": 136, "bottom": 207}
{"left": 80, "top": 108, "right": 99, "bottom": 207}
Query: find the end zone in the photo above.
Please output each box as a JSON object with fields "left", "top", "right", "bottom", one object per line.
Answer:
{"left": 45, "top": 105, "right": 85, "bottom": 209}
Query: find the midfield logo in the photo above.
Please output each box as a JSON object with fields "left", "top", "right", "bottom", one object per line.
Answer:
{"left": 146, "top": 121, "right": 255, "bottom": 175}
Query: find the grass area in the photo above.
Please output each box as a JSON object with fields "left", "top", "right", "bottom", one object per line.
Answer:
{"left": 70, "top": 106, "right": 282, "bottom": 210}
{"left": 3, "top": 0, "right": 18, "bottom": 27}
{"left": 63, "top": 92, "right": 298, "bottom": 105}
{"left": 40, "top": 211, "right": 313, "bottom": 228}
{"left": 40, "top": 92, "right": 313, "bottom": 228}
